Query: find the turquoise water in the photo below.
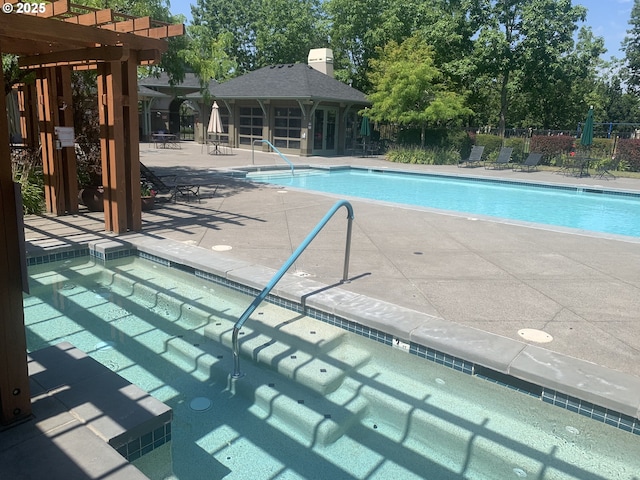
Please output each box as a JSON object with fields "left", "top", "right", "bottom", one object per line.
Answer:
{"left": 25, "top": 257, "right": 640, "bottom": 479}
{"left": 247, "top": 169, "right": 640, "bottom": 238}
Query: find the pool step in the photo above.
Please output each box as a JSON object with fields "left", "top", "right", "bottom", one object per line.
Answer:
{"left": 230, "top": 363, "right": 369, "bottom": 447}
{"left": 165, "top": 334, "right": 369, "bottom": 446}
{"left": 204, "top": 315, "right": 372, "bottom": 395}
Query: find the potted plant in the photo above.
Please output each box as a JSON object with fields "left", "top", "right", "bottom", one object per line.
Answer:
{"left": 141, "top": 183, "right": 156, "bottom": 210}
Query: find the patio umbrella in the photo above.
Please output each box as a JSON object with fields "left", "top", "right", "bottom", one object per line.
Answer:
{"left": 359, "top": 113, "right": 371, "bottom": 153}
{"left": 580, "top": 106, "right": 594, "bottom": 148}
{"left": 359, "top": 114, "right": 371, "bottom": 138}
{"left": 207, "top": 101, "right": 224, "bottom": 142}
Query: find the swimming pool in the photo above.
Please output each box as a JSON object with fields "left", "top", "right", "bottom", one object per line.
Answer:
{"left": 25, "top": 255, "right": 640, "bottom": 479}
{"left": 247, "top": 168, "right": 640, "bottom": 238}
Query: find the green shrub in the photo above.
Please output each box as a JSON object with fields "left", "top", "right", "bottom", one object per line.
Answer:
{"left": 529, "top": 135, "right": 574, "bottom": 165}
{"left": 474, "top": 134, "right": 503, "bottom": 158}
{"left": 11, "top": 148, "right": 45, "bottom": 215}
{"left": 615, "top": 139, "right": 640, "bottom": 172}
{"left": 387, "top": 146, "right": 460, "bottom": 165}
{"left": 503, "top": 137, "right": 526, "bottom": 163}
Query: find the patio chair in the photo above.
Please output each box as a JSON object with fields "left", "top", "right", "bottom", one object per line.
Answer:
{"left": 512, "top": 153, "right": 543, "bottom": 172}
{"left": 484, "top": 147, "right": 513, "bottom": 169}
{"left": 595, "top": 157, "right": 619, "bottom": 180}
{"left": 458, "top": 145, "right": 484, "bottom": 167}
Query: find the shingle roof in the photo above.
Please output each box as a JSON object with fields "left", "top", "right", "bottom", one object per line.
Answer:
{"left": 211, "top": 64, "right": 370, "bottom": 105}
{"left": 139, "top": 72, "right": 201, "bottom": 89}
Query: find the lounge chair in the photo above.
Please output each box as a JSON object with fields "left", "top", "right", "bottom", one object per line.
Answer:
{"left": 484, "top": 147, "right": 513, "bottom": 169}
{"left": 140, "top": 163, "right": 215, "bottom": 203}
{"left": 595, "top": 157, "right": 619, "bottom": 180}
{"left": 513, "top": 153, "right": 542, "bottom": 172}
{"left": 140, "top": 162, "right": 177, "bottom": 201}
{"left": 458, "top": 145, "right": 484, "bottom": 167}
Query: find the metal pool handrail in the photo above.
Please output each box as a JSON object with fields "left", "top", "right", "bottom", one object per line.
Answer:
{"left": 231, "top": 200, "right": 355, "bottom": 379}
{"left": 252, "top": 139, "right": 295, "bottom": 175}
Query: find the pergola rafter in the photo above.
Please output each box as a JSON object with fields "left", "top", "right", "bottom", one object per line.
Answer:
{"left": 0, "top": 2, "right": 183, "bottom": 426}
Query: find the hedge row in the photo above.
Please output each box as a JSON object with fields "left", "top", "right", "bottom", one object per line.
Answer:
{"left": 386, "top": 129, "right": 640, "bottom": 172}
{"left": 615, "top": 139, "right": 640, "bottom": 172}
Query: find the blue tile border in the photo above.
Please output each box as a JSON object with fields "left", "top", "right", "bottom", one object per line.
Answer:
{"left": 26, "top": 245, "right": 640, "bottom": 438}
{"left": 26, "top": 247, "right": 89, "bottom": 266}
{"left": 114, "top": 421, "right": 172, "bottom": 461}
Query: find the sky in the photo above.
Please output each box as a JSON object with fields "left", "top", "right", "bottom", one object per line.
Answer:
{"left": 169, "top": 0, "right": 634, "bottom": 60}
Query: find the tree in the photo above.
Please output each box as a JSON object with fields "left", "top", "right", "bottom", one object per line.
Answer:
{"left": 191, "top": 0, "right": 326, "bottom": 75}
{"left": 472, "top": 0, "right": 586, "bottom": 135}
{"left": 623, "top": 0, "right": 640, "bottom": 93}
{"left": 325, "top": 0, "right": 420, "bottom": 92}
{"left": 366, "top": 34, "right": 472, "bottom": 146}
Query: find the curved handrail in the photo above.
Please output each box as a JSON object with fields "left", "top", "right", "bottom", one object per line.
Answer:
{"left": 231, "top": 200, "right": 354, "bottom": 378}
{"left": 252, "top": 139, "right": 295, "bottom": 175}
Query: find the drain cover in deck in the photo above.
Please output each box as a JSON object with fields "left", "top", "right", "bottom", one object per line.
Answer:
{"left": 518, "top": 329, "right": 553, "bottom": 343}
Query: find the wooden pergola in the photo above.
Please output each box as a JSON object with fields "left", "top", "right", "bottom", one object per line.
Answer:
{"left": 0, "top": 1, "right": 183, "bottom": 426}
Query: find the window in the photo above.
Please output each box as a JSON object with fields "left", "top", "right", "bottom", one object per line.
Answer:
{"left": 238, "top": 107, "right": 263, "bottom": 144}
{"left": 273, "top": 107, "right": 302, "bottom": 149}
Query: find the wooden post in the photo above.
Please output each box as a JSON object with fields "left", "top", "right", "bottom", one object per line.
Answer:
{"left": 97, "top": 61, "right": 130, "bottom": 233}
{"left": 56, "top": 66, "right": 78, "bottom": 214}
{"left": 17, "top": 83, "right": 39, "bottom": 149}
{"left": 35, "top": 66, "right": 77, "bottom": 214}
{"left": 0, "top": 43, "right": 32, "bottom": 426}
{"left": 123, "top": 53, "right": 142, "bottom": 230}
{"left": 36, "top": 68, "right": 62, "bottom": 214}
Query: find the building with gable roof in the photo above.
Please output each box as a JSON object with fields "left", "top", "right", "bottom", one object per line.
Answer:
{"left": 172, "top": 49, "right": 371, "bottom": 156}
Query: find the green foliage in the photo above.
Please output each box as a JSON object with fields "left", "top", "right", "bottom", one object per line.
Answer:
{"left": 615, "top": 138, "right": 640, "bottom": 172}
{"left": 472, "top": 0, "right": 588, "bottom": 135}
{"left": 503, "top": 137, "right": 527, "bottom": 163}
{"left": 623, "top": 0, "right": 640, "bottom": 93}
{"left": 529, "top": 135, "right": 574, "bottom": 164}
{"left": 11, "top": 148, "right": 44, "bottom": 215}
{"left": 191, "top": 0, "right": 326, "bottom": 74}
{"left": 386, "top": 146, "right": 460, "bottom": 165}
{"left": 366, "top": 33, "right": 472, "bottom": 145}
{"left": 474, "top": 134, "right": 503, "bottom": 158}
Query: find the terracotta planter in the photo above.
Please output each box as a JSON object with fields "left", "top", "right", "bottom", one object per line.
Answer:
{"left": 79, "top": 186, "right": 104, "bottom": 212}
{"left": 141, "top": 196, "right": 155, "bottom": 211}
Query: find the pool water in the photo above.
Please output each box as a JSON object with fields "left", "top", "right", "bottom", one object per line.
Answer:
{"left": 25, "top": 257, "right": 640, "bottom": 479}
{"left": 247, "top": 169, "right": 640, "bottom": 238}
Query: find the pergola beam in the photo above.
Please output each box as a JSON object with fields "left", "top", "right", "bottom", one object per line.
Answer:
{"left": 19, "top": 46, "right": 130, "bottom": 69}
{"left": 0, "top": 12, "right": 171, "bottom": 54}
{"left": 63, "top": 8, "right": 114, "bottom": 26}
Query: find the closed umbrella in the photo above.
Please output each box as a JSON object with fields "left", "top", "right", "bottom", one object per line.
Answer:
{"left": 359, "top": 114, "right": 371, "bottom": 155}
{"left": 360, "top": 115, "right": 371, "bottom": 138}
{"left": 207, "top": 101, "right": 224, "bottom": 154}
{"left": 577, "top": 106, "right": 594, "bottom": 176}
{"left": 580, "top": 106, "right": 594, "bottom": 148}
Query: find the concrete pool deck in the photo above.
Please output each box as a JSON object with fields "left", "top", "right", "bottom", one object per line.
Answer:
{"left": 11, "top": 140, "right": 640, "bottom": 476}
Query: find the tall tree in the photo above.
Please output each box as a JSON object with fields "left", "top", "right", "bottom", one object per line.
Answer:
{"left": 325, "top": 0, "right": 420, "bottom": 91}
{"left": 472, "top": 0, "right": 586, "bottom": 135}
{"left": 191, "top": 0, "right": 326, "bottom": 74}
{"left": 366, "top": 34, "right": 472, "bottom": 146}
{"left": 623, "top": 0, "right": 640, "bottom": 93}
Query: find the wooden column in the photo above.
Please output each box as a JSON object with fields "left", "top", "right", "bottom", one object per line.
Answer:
{"left": 123, "top": 53, "right": 142, "bottom": 231}
{"left": 0, "top": 43, "right": 32, "bottom": 426}
{"left": 97, "top": 59, "right": 141, "bottom": 233}
{"left": 17, "top": 83, "right": 38, "bottom": 149}
{"left": 56, "top": 66, "right": 78, "bottom": 214}
{"left": 36, "top": 66, "right": 78, "bottom": 215}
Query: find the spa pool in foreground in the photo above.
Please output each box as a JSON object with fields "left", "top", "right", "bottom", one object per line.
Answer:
{"left": 246, "top": 168, "right": 640, "bottom": 238}
{"left": 25, "top": 256, "right": 640, "bottom": 479}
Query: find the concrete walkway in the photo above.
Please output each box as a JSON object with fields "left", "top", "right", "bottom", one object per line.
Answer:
{"left": 24, "top": 140, "right": 640, "bottom": 382}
